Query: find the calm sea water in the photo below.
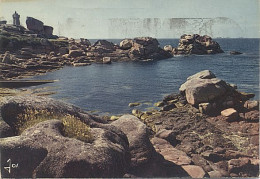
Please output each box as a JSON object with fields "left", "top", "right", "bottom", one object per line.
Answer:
{"left": 29, "top": 39, "right": 259, "bottom": 115}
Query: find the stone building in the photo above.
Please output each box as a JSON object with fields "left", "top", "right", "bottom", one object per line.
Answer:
{"left": 12, "top": 11, "right": 20, "bottom": 26}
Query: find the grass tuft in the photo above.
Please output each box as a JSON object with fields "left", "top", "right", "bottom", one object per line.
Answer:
{"left": 15, "top": 108, "right": 93, "bottom": 143}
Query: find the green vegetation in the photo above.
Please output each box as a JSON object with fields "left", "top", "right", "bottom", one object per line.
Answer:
{"left": 15, "top": 109, "right": 93, "bottom": 143}
{"left": 0, "top": 35, "right": 10, "bottom": 49}
{"left": 0, "top": 32, "right": 41, "bottom": 50}
{"left": 0, "top": 29, "right": 68, "bottom": 51}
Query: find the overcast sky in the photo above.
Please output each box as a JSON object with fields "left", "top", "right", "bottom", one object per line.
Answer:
{"left": 0, "top": 0, "right": 259, "bottom": 38}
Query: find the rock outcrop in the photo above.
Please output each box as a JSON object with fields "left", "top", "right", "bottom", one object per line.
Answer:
{"left": 128, "top": 37, "right": 172, "bottom": 60}
{"left": 169, "top": 34, "right": 224, "bottom": 55}
{"left": 128, "top": 70, "right": 258, "bottom": 177}
{"left": 181, "top": 77, "right": 229, "bottom": 105}
{"left": 112, "top": 115, "right": 155, "bottom": 168}
{"left": 119, "top": 39, "right": 133, "bottom": 50}
{"left": 179, "top": 70, "right": 254, "bottom": 115}
{"left": 0, "top": 95, "right": 130, "bottom": 178}
{"left": 0, "top": 73, "right": 258, "bottom": 178}
{"left": 0, "top": 95, "right": 191, "bottom": 178}
{"left": 1, "top": 20, "right": 173, "bottom": 80}
{"left": 0, "top": 117, "right": 14, "bottom": 137}
{"left": 131, "top": 82, "right": 258, "bottom": 177}
{"left": 26, "top": 17, "right": 55, "bottom": 38}
{"left": 111, "top": 115, "right": 190, "bottom": 177}
{"left": 26, "top": 17, "right": 44, "bottom": 34}
{"left": 1, "top": 119, "right": 129, "bottom": 178}
{"left": 230, "top": 51, "right": 242, "bottom": 55}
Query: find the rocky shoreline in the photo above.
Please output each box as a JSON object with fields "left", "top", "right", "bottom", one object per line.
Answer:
{"left": 0, "top": 70, "right": 258, "bottom": 178}
{"left": 1, "top": 16, "right": 225, "bottom": 80}
{"left": 1, "top": 16, "right": 258, "bottom": 178}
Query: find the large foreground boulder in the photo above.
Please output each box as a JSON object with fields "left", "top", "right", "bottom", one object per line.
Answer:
{"left": 0, "top": 95, "right": 130, "bottom": 178}
{"left": 172, "top": 34, "right": 224, "bottom": 55}
{"left": 111, "top": 115, "right": 189, "bottom": 177}
{"left": 179, "top": 70, "right": 256, "bottom": 115}
{"left": 111, "top": 115, "right": 155, "bottom": 168}
{"left": 180, "top": 70, "right": 229, "bottom": 105}
{"left": 1, "top": 120, "right": 129, "bottom": 178}
{"left": 0, "top": 95, "right": 104, "bottom": 127}
{"left": 183, "top": 78, "right": 228, "bottom": 105}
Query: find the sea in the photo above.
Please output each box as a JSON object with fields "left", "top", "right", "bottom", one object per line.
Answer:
{"left": 29, "top": 38, "right": 259, "bottom": 115}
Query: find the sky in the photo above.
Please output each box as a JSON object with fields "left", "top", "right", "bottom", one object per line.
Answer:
{"left": 0, "top": 0, "right": 259, "bottom": 38}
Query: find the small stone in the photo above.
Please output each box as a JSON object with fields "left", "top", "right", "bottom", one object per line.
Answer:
{"left": 191, "top": 154, "right": 211, "bottom": 172}
{"left": 230, "top": 51, "right": 242, "bottom": 55}
{"left": 162, "top": 104, "right": 176, "bottom": 111}
{"left": 59, "top": 47, "right": 69, "bottom": 55}
{"left": 221, "top": 108, "right": 238, "bottom": 121}
{"left": 155, "top": 129, "right": 178, "bottom": 146}
{"left": 155, "top": 121, "right": 162, "bottom": 125}
{"left": 119, "top": 39, "right": 133, "bottom": 50}
{"left": 244, "top": 110, "right": 259, "bottom": 121}
{"left": 244, "top": 100, "right": 259, "bottom": 110}
{"left": 103, "top": 57, "right": 111, "bottom": 64}
{"left": 213, "top": 147, "right": 226, "bottom": 154}
{"left": 228, "top": 158, "right": 250, "bottom": 173}
{"left": 160, "top": 147, "right": 192, "bottom": 165}
{"left": 69, "top": 45, "right": 78, "bottom": 50}
{"left": 182, "top": 165, "right": 206, "bottom": 178}
{"left": 163, "top": 45, "right": 173, "bottom": 52}
{"left": 144, "top": 111, "right": 152, "bottom": 115}
{"left": 230, "top": 173, "right": 238, "bottom": 177}
{"left": 154, "top": 101, "right": 164, "bottom": 107}
{"left": 199, "top": 103, "right": 212, "bottom": 114}
{"left": 128, "top": 102, "right": 141, "bottom": 107}
{"left": 187, "top": 70, "right": 216, "bottom": 81}
{"left": 73, "top": 62, "right": 91, "bottom": 67}
{"left": 110, "top": 115, "right": 120, "bottom": 121}
{"left": 140, "top": 113, "right": 149, "bottom": 121}
{"left": 131, "top": 109, "right": 143, "bottom": 118}
{"left": 49, "top": 51, "right": 55, "bottom": 57}
{"left": 168, "top": 99, "right": 178, "bottom": 104}
{"left": 229, "top": 83, "right": 237, "bottom": 89}
{"left": 69, "top": 50, "right": 84, "bottom": 58}
{"left": 174, "top": 102, "right": 184, "bottom": 108}
{"left": 150, "top": 137, "right": 169, "bottom": 145}
{"left": 208, "top": 170, "right": 223, "bottom": 178}
{"left": 86, "top": 52, "right": 94, "bottom": 57}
